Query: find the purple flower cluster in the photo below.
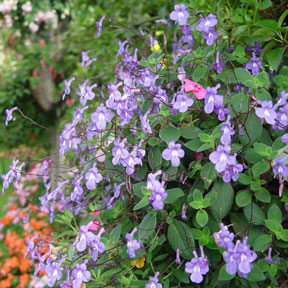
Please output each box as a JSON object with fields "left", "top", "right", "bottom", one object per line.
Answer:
{"left": 185, "top": 246, "right": 209, "bottom": 283}
{"left": 147, "top": 171, "right": 167, "bottom": 210}
{"left": 1, "top": 158, "right": 25, "bottom": 194}
{"left": 126, "top": 227, "right": 142, "bottom": 258}
{"left": 169, "top": 4, "right": 190, "bottom": 26}
{"left": 214, "top": 224, "right": 257, "bottom": 278}
{"left": 196, "top": 13, "right": 218, "bottom": 46}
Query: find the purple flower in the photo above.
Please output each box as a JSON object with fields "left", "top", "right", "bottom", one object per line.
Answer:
{"left": 181, "top": 24, "right": 194, "bottom": 47}
{"left": 85, "top": 163, "right": 103, "bottom": 190}
{"left": 112, "top": 138, "right": 129, "bottom": 166}
{"left": 247, "top": 42, "right": 262, "bottom": 56}
{"left": 222, "top": 163, "right": 243, "bottom": 183}
{"left": 181, "top": 204, "right": 187, "bottom": 219}
{"left": 172, "top": 91, "right": 194, "bottom": 113}
{"left": 24, "top": 234, "right": 39, "bottom": 264}
{"left": 203, "top": 29, "right": 219, "bottom": 46}
{"left": 126, "top": 227, "right": 142, "bottom": 258}
{"left": 213, "top": 223, "right": 234, "bottom": 249}
{"left": 233, "top": 83, "right": 245, "bottom": 92}
{"left": 46, "top": 261, "right": 63, "bottom": 287}
{"left": 90, "top": 227, "right": 106, "bottom": 262}
{"left": 162, "top": 140, "right": 185, "bottom": 167}
{"left": 62, "top": 77, "right": 75, "bottom": 100}
{"left": 282, "top": 133, "right": 288, "bottom": 144}
{"left": 146, "top": 272, "right": 162, "bottom": 288}
{"left": 245, "top": 53, "right": 262, "bottom": 74}
{"left": 75, "top": 225, "right": 95, "bottom": 252}
{"left": 72, "top": 263, "right": 91, "bottom": 288}
{"left": 221, "top": 116, "right": 235, "bottom": 146}
{"left": 209, "top": 145, "right": 236, "bottom": 173}
{"left": 265, "top": 248, "right": 280, "bottom": 264}
{"left": 255, "top": 100, "right": 277, "bottom": 125}
{"left": 176, "top": 248, "right": 181, "bottom": 264}
{"left": 81, "top": 50, "right": 97, "bottom": 67}
{"left": 77, "top": 80, "right": 97, "bottom": 106}
{"left": 91, "top": 103, "right": 114, "bottom": 130}
{"left": 273, "top": 157, "right": 288, "bottom": 182}
{"left": 276, "top": 107, "right": 288, "bottom": 130}
{"left": 204, "top": 84, "right": 223, "bottom": 114}
{"left": 5, "top": 106, "right": 18, "bottom": 126}
{"left": 185, "top": 246, "right": 209, "bottom": 284}
{"left": 96, "top": 16, "right": 105, "bottom": 38}
{"left": 215, "top": 104, "right": 230, "bottom": 121}
{"left": 170, "top": 4, "right": 190, "bottom": 25}
{"left": 212, "top": 52, "right": 225, "bottom": 74}
{"left": 196, "top": 13, "right": 217, "bottom": 33}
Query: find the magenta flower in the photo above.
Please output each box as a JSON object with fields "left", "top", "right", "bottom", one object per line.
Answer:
{"left": 162, "top": 140, "right": 185, "bottom": 167}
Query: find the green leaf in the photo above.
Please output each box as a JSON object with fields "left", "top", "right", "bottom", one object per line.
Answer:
{"left": 167, "top": 221, "right": 195, "bottom": 259}
{"left": 199, "top": 133, "right": 213, "bottom": 143}
{"left": 267, "top": 204, "right": 282, "bottom": 224}
{"left": 247, "top": 264, "right": 266, "bottom": 281}
{"left": 68, "top": 245, "right": 74, "bottom": 261}
{"left": 254, "top": 143, "right": 271, "bottom": 157}
{"left": 184, "top": 139, "right": 203, "bottom": 151}
{"left": 192, "top": 66, "right": 207, "bottom": 82}
{"left": 160, "top": 126, "right": 180, "bottom": 144}
{"left": 193, "top": 189, "right": 203, "bottom": 202}
{"left": 238, "top": 173, "right": 252, "bottom": 185}
{"left": 254, "top": 72, "right": 269, "bottom": 87}
{"left": 267, "top": 47, "right": 286, "bottom": 71}
{"left": 240, "top": 113, "right": 263, "bottom": 147}
{"left": 139, "top": 214, "right": 156, "bottom": 239}
{"left": 265, "top": 219, "right": 281, "bottom": 233}
{"left": 255, "top": 187, "right": 271, "bottom": 203}
{"left": 133, "top": 183, "right": 146, "bottom": 198}
{"left": 236, "top": 190, "right": 251, "bottom": 207}
{"left": 172, "top": 269, "right": 190, "bottom": 284}
{"left": 109, "top": 224, "right": 122, "bottom": 246}
{"left": 148, "top": 146, "right": 162, "bottom": 170}
{"left": 253, "top": 234, "right": 272, "bottom": 251}
{"left": 234, "top": 67, "right": 256, "bottom": 88}
{"left": 255, "top": 20, "right": 281, "bottom": 32}
{"left": 179, "top": 126, "right": 202, "bottom": 139}
{"left": 133, "top": 196, "right": 149, "bottom": 211}
{"left": 280, "top": 230, "right": 288, "bottom": 242}
{"left": 197, "top": 142, "right": 213, "bottom": 152}
{"left": 219, "top": 265, "right": 236, "bottom": 281}
{"left": 244, "top": 203, "right": 266, "bottom": 225}
{"left": 252, "top": 162, "right": 270, "bottom": 178}
{"left": 164, "top": 188, "right": 185, "bottom": 204}
{"left": 196, "top": 210, "right": 208, "bottom": 227}
{"left": 278, "top": 9, "right": 288, "bottom": 27}
{"left": 210, "top": 181, "right": 234, "bottom": 220}
{"left": 258, "top": 0, "right": 272, "bottom": 9}
{"left": 200, "top": 162, "right": 216, "bottom": 181}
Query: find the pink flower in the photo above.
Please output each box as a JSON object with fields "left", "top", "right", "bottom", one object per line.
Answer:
{"left": 182, "top": 78, "right": 207, "bottom": 99}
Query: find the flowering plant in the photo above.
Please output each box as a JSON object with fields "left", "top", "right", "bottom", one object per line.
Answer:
{"left": 2, "top": 0, "right": 288, "bottom": 287}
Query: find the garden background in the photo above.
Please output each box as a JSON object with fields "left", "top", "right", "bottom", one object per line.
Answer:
{"left": 0, "top": 0, "right": 288, "bottom": 287}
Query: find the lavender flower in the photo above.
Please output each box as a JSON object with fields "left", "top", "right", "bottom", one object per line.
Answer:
{"left": 62, "top": 77, "right": 75, "bottom": 100}
{"left": 265, "top": 248, "right": 280, "bottom": 264}
{"left": 213, "top": 223, "right": 234, "bottom": 249}
{"left": 75, "top": 225, "right": 95, "bottom": 252}
{"left": 245, "top": 53, "right": 262, "bottom": 74}
{"left": 172, "top": 91, "right": 194, "bottom": 113}
{"left": 255, "top": 100, "right": 277, "bottom": 125}
{"left": 126, "top": 227, "right": 142, "bottom": 258}
{"left": 247, "top": 42, "right": 262, "bottom": 55}
{"left": 5, "top": 106, "right": 18, "bottom": 126}
{"left": 91, "top": 103, "right": 114, "bottom": 130}
{"left": 221, "top": 163, "right": 243, "bottom": 183}
{"left": 85, "top": 163, "right": 103, "bottom": 190}
{"left": 112, "top": 138, "right": 129, "bottom": 166}
{"left": 185, "top": 246, "right": 209, "bottom": 283}
{"left": 212, "top": 52, "right": 225, "bottom": 74}
{"left": 196, "top": 14, "right": 218, "bottom": 46}
{"left": 162, "top": 140, "right": 185, "bottom": 167}
{"left": 209, "top": 145, "right": 236, "bottom": 173}
{"left": 204, "top": 84, "right": 223, "bottom": 114}
{"left": 146, "top": 272, "right": 162, "bottom": 288}
{"left": 96, "top": 16, "right": 105, "bottom": 38}
{"left": 46, "top": 260, "right": 63, "bottom": 287}
{"left": 221, "top": 116, "right": 235, "bottom": 146}
{"left": 273, "top": 157, "right": 288, "bottom": 182}
{"left": 90, "top": 227, "right": 106, "bottom": 261}
{"left": 170, "top": 4, "right": 190, "bottom": 25}
{"left": 176, "top": 248, "right": 181, "bottom": 264}
{"left": 181, "top": 24, "right": 194, "bottom": 47}
{"left": 81, "top": 50, "right": 97, "bottom": 67}
{"left": 72, "top": 263, "right": 91, "bottom": 288}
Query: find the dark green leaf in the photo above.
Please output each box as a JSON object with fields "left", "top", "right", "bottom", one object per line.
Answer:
{"left": 196, "top": 210, "right": 208, "bottom": 227}
{"left": 253, "top": 234, "right": 272, "bottom": 251}
{"left": 172, "top": 269, "right": 190, "bottom": 284}
{"left": 193, "top": 66, "right": 207, "bottom": 82}
{"left": 160, "top": 126, "right": 180, "bottom": 144}
{"left": 210, "top": 181, "right": 234, "bottom": 220}
{"left": 167, "top": 221, "right": 195, "bottom": 260}
{"left": 148, "top": 146, "right": 162, "bottom": 170}
{"left": 255, "top": 187, "right": 271, "bottom": 203}
{"left": 268, "top": 204, "right": 282, "bottom": 224}
{"left": 139, "top": 214, "right": 156, "bottom": 239}
{"left": 244, "top": 203, "right": 266, "bottom": 225}
{"left": 267, "top": 47, "right": 286, "bottom": 71}
{"left": 252, "top": 162, "right": 270, "bottom": 178}
{"left": 164, "top": 188, "right": 185, "bottom": 204}
{"left": 234, "top": 67, "right": 256, "bottom": 88}
{"left": 133, "top": 196, "right": 149, "bottom": 211}
{"left": 236, "top": 190, "right": 251, "bottom": 207}
{"left": 219, "top": 265, "right": 236, "bottom": 281}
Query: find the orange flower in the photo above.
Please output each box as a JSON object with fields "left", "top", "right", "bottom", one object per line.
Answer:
{"left": 0, "top": 278, "right": 11, "bottom": 288}
{"left": 8, "top": 204, "right": 18, "bottom": 211}
{"left": 17, "top": 273, "right": 30, "bottom": 288}
{"left": 19, "top": 257, "right": 31, "bottom": 273}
